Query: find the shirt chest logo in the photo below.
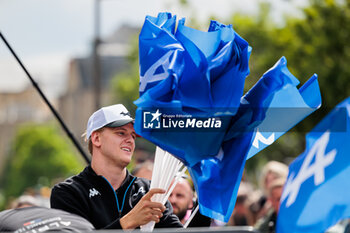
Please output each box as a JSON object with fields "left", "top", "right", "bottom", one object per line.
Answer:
{"left": 89, "top": 188, "right": 101, "bottom": 198}
{"left": 132, "top": 186, "right": 146, "bottom": 199}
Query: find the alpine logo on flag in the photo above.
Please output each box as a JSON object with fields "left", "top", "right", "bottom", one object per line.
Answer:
{"left": 277, "top": 97, "right": 350, "bottom": 233}
{"left": 139, "top": 51, "right": 172, "bottom": 92}
{"left": 281, "top": 131, "right": 337, "bottom": 207}
{"left": 252, "top": 130, "right": 275, "bottom": 149}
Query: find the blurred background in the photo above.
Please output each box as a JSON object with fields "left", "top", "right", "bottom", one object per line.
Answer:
{"left": 0, "top": 0, "right": 349, "bottom": 210}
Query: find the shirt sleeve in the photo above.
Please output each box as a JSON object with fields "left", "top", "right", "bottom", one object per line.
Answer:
{"left": 50, "top": 184, "right": 91, "bottom": 223}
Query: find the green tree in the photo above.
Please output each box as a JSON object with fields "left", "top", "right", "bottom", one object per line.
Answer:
{"left": 0, "top": 123, "right": 84, "bottom": 207}
{"left": 216, "top": 4, "right": 307, "bottom": 171}
{"left": 110, "top": 35, "right": 158, "bottom": 154}
{"left": 110, "top": 0, "right": 350, "bottom": 175}
{"left": 110, "top": 36, "right": 139, "bottom": 114}
{"left": 231, "top": 0, "right": 350, "bottom": 174}
{"left": 277, "top": 0, "right": 350, "bottom": 110}
{"left": 224, "top": 2, "right": 281, "bottom": 91}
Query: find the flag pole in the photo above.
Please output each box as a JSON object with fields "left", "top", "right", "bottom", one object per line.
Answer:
{"left": 184, "top": 205, "right": 199, "bottom": 228}
{"left": 0, "top": 31, "right": 90, "bottom": 164}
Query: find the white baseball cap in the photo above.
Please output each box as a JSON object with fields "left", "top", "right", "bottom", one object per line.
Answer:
{"left": 86, "top": 104, "right": 134, "bottom": 139}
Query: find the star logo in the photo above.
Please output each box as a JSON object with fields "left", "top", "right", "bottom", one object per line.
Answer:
{"left": 151, "top": 109, "right": 161, "bottom": 122}
{"left": 143, "top": 109, "right": 162, "bottom": 129}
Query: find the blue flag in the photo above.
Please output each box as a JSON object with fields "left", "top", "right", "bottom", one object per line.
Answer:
{"left": 245, "top": 58, "right": 321, "bottom": 159}
{"left": 135, "top": 12, "right": 322, "bottom": 222}
{"left": 188, "top": 57, "right": 321, "bottom": 222}
{"left": 135, "top": 12, "right": 251, "bottom": 166}
{"left": 277, "top": 97, "right": 350, "bottom": 233}
{"left": 136, "top": 12, "right": 251, "bottom": 115}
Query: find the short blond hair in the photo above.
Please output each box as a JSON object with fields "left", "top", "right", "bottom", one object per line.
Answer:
{"left": 84, "top": 128, "right": 105, "bottom": 155}
{"left": 260, "top": 161, "right": 288, "bottom": 195}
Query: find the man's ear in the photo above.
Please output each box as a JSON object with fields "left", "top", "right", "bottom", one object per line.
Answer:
{"left": 91, "top": 131, "right": 102, "bottom": 147}
{"left": 189, "top": 197, "right": 194, "bottom": 209}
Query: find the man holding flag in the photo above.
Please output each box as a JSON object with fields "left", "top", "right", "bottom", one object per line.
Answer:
{"left": 50, "top": 104, "right": 182, "bottom": 229}
{"left": 135, "top": 12, "right": 322, "bottom": 223}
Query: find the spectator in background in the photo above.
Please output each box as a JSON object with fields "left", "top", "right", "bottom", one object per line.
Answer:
{"left": 255, "top": 178, "right": 285, "bottom": 233}
{"left": 10, "top": 195, "right": 39, "bottom": 209}
{"left": 169, "top": 178, "right": 211, "bottom": 227}
{"left": 247, "top": 190, "right": 266, "bottom": 225}
{"left": 169, "top": 178, "right": 194, "bottom": 224}
{"left": 131, "top": 160, "right": 154, "bottom": 180}
{"left": 259, "top": 161, "right": 288, "bottom": 196}
{"left": 8, "top": 187, "right": 51, "bottom": 209}
{"left": 227, "top": 182, "right": 254, "bottom": 226}
{"left": 257, "top": 161, "right": 288, "bottom": 220}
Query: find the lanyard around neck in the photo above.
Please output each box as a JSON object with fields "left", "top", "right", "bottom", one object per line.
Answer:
{"left": 102, "top": 176, "right": 137, "bottom": 216}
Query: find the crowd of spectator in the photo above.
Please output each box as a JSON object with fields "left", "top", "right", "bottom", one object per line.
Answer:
{"left": 1, "top": 159, "right": 289, "bottom": 232}
{"left": 0, "top": 104, "right": 342, "bottom": 232}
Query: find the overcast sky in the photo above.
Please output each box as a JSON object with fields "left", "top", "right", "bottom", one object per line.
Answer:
{"left": 0, "top": 0, "right": 305, "bottom": 98}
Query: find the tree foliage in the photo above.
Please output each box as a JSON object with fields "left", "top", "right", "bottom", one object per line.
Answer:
{"left": 110, "top": 36, "right": 139, "bottom": 114}
{"left": 229, "top": 0, "right": 350, "bottom": 172}
{"left": 110, "top": 0, "right": 350, "bottom": 175}
{"left": 279, "top": 0, "right": 350, "bottom": 109}
{"left": 0, "top": 123, "right": 84, "bottom": 206}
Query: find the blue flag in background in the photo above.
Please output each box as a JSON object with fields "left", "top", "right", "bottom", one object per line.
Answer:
{"left": 277, "top": 97, "right": 350, "bottom": 233}
{"left": 135, "top": 12, "right": 322, "bottom": 222}
{"left": 245, "top": 58, "right": 321, "bottom": 159}
{"left": 188, "top": 57, "right": 321, "bottom": 222}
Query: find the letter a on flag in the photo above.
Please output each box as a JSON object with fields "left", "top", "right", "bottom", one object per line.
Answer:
{"left": 277, "top": 97, "right": 350, "bottom": 233}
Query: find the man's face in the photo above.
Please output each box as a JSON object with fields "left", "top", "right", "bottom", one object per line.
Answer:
{"left": 94, "top": 123, "right": 136, "bottom": 167}
{"left": 169, "top": 181, "right": 193, "bottom": 222}
{"left": 264, "top": 172, "right": 278, "bottom": 191}
{"left": 270, "top": 186, "right": 283, "bottom": 214}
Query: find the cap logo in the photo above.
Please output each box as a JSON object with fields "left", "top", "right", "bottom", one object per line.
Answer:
{"left": 120, "top": 111, "right": 131, "bottom": 117}
{"left": 86, "top": 104, "right": 134, "bottom": 139}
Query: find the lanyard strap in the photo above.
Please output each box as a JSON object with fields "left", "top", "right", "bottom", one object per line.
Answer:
{"left": 102, "top": 176, "right": 137, "bottom": 216}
